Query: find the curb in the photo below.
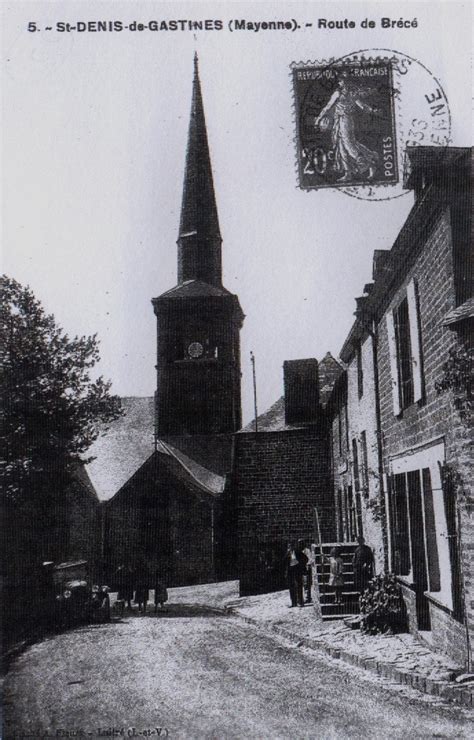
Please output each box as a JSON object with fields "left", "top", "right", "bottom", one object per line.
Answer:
{"left": 227, "top": 609, "right": 473, "bottom": 709}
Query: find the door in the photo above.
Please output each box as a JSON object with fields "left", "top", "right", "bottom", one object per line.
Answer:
{"left": 407, "top": 470, "right": 431, "bottom": 630}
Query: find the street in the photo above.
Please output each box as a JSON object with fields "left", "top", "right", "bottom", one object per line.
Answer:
{"left": 3, "top": 593, "right": 471, "bottom": 740}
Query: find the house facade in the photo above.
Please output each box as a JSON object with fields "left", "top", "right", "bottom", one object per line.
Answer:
{"left": 329, "top": 147, "right": 472, "bottom": 667}
{"left": 376, "top": 148, "right": 472, "bottom": 665}
{"left": 330, "top": 325, "right": 385, "bottom": 573}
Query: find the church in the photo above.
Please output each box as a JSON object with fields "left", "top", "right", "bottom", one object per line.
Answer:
{"left": 86, "top": 57, "right": 339, "bottom": 590}
{"left": 91, "top": 57, "right": 245, "bottom": 586}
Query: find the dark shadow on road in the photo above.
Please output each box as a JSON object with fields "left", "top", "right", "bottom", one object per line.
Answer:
{"left": 2, "top": 604, "right": 229, "bottom": 674}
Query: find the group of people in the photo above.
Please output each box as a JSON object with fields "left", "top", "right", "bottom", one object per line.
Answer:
{"left": 114, "top": 562, "right": 168, "bottom": 615}
{"left": 285, "top": 536, "right": 374, "bottom": 608}
{"left": 284, "top": 539, "right": 314, "bottom": 608}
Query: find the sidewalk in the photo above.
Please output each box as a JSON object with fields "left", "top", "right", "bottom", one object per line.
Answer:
{"left": 224, "top": 588, "right": 474, "bottom": 709}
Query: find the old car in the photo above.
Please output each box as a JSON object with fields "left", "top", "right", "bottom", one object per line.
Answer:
{"left": 52, "top": 560, "right": 110, "bottom": 628}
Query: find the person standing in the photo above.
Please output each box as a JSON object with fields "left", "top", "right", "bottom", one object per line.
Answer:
{"left": 352, "top": 536, "right": 375, "bottom": 594}
{"left": 154, "top": 570, "right": 168, "bottom": 612}
{"left": 134, "top": 558, "right": 150, "bottom": 614}
{"left": 116, "top": 563, "right": 134, "bottom": 613}
{"left": 300, "top": 539, "right": 314, "bottom": 604}
{"left": 328, "top": 547, "right": 345, "bottom": 606}
{"left": 284, "top": 541, "right": 308, "bottom": 608}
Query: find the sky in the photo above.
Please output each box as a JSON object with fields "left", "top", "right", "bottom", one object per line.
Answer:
{"left": 2, "top": 0, "right": 472, "bottom": 423}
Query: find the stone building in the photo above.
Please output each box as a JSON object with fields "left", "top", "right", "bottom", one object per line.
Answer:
{"left": 329, "top": 322, "right": 385, "bottom": 573}
{"left": 90, "top": 57, "right": 244, "bottom": 587}
{"left": 328, "top": 147, "right": 472, "bottom": 667}
{"left": 229, "top": 355, "right": 341, "bottom": 595}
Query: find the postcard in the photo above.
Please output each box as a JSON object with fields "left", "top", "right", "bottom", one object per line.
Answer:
{"left": 2, "top": 1, "right": 472, "bottom": 738}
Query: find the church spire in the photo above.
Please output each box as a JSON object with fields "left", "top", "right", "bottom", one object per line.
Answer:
{"left": 177, "top": 54, "right": 222, "bottom": 286}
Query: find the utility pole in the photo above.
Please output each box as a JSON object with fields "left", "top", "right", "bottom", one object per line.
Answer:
{"left": 250, "top": 351, "right": 258, "bottom": 433}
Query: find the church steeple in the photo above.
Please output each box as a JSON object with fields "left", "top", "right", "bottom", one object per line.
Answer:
{"left": 177, "top": 54, "right": 222, "bottom": 286}
{"left": 153, "top": 56, "right": 243, "bottom": 438}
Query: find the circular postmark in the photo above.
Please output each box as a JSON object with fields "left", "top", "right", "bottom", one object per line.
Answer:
{"left": 292, "top": 48, "right": 451, "bottom": 201}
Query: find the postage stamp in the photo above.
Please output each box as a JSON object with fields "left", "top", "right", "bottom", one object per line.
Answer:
{"left": 292, "top": 50, "right": 451, "bottom": 201}
{"left": 293, "top": 60, "right": 398, "bottom": 190}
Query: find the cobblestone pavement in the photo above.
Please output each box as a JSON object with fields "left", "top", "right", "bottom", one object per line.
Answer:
{"left": 226, "top": 587, "right": 474, "bottom": 705}
{"left": 2, "top": 585, "right": 472, "bottom": 740}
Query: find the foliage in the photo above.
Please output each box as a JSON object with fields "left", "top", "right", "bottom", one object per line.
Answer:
{"left": 0, "top": 275, "right": 122, "bottom": 507}
{"left": 435, "top": 342, "right": 473, "bottom": 422}
{"left": 360, "top": 573, "right": 407, "bottom": 635}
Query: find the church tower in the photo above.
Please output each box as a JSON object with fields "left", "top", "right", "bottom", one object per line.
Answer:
{"left": 152, "top": 56, "right": 244, "bottom": 438}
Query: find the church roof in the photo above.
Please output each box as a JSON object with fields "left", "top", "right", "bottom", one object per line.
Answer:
{"left": 158, "top": 441, "right": 224, "bottom": 495}
{"left": 86, "top": 397, "right": 155, "bottom": 501}
{"left": 156, "top": 279, "right": 233, "bottom": 300}
{"left": 179, "top": 54, "right": 221, "bottom": 246}
{"left": 175, "top": 54, "right": 223, "bottom": 287}
{"left": 86, "top": 397, "right": 226, "bottom": 501}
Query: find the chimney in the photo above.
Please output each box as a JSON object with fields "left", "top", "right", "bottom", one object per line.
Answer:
{"left": 283, "top": 359, "right": 319, "bottom": 425}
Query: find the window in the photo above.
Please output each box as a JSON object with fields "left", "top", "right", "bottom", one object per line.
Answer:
{"left": 394, "top": 296, "right": 414, "bottom": 409}
{"left": 389, "top": 473, "right": 411, "bottom": 575}
{"left": 351, "top": 439, "right": 364, "bottom": 537}
{"left": 360, "top": 431, "right": 369, "bottom": 495}
{"left": 386, "top": 279, "right": 424, "bottom": 415}
{"left": 421, "top": 468, "right": 441, "bottom": 592}
{"left": 388, "top": 444, "right": 458, "bottom": 618}
{"left": 352, "top": 439, "right": 360, "bottom": 494}
{"left": 357, "top": 344, "right": 364, "bottom": 398}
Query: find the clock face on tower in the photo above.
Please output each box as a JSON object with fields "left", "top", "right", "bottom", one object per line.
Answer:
{"left": 188, "top": 341, "right": 204, "bottom": 359}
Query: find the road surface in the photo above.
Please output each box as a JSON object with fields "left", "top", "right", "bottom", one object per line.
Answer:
{"left": 3, "top": 601, "right": 471, "bottom": 739}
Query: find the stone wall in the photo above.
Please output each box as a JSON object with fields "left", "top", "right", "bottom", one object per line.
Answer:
{"left": 231, "top": 426, "right": 335, "bottom": 595}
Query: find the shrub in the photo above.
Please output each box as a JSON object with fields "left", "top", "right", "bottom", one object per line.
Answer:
{"left": 360, "top": 573, "right": 407, "bottom": 635}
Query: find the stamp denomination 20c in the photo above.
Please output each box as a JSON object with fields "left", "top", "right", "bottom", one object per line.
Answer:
{"left": 292, "top": 49, "right": 451, "bottom": 201}
{"left": 294, "top": 60, "right": 397, "bottom": 190}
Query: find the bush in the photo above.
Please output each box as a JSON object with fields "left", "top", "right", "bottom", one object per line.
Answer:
{"left": 360, "top": 573, "right": 407, "bottom": 635}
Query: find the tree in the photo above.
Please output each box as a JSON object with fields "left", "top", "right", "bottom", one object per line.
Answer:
{"left": 1, "top": 275, "right": 122, "bottom": 509}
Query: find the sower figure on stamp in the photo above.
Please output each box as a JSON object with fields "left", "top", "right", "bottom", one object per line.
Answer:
{"left": 314, "top": 73, "right": 380, "bottom": 182}
{"left": 284, "top": 541, "right": 308, "bottom": 608}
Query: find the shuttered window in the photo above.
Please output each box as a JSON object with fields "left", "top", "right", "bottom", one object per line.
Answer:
{"left": 386, "top": 279, "right": 424, "bottom": 414}
{"left": 407, "top": 279, "right": 424, "bottom": 403}
{"left": 386, "top": 311, "right": 401, "bottom": 416}
{"left": 421, "top": 468, "right": 441, "bottom": 592}
{"left": 394, "top": 296, "right": 414, "bottom": 409}
{"left": 389, "top": 473, "right": 411, "bottom": 576}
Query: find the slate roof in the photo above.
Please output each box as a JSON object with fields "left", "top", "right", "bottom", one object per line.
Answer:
{"left": 86, "top": 397, "right": 155, "bottom": 501}
{"left": 240, "top": 396, "right": 288, "bottom": 433}
{"left": 240, "top": 353, "right": 342, "bottom": 433}
{"left": 159, "top": 441, "right": 224, "bottom": 495}
{"left": 156, "top": 279, "right": 234, "bottom": 299}
{"left": 318, "top": 352, "right": 344, "bottom": 407}
{"left": 86, "top": 397, "right": 226, "bottom": 501}
{"left": 441, "top": 298, "right": 474, "bottom": 326}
